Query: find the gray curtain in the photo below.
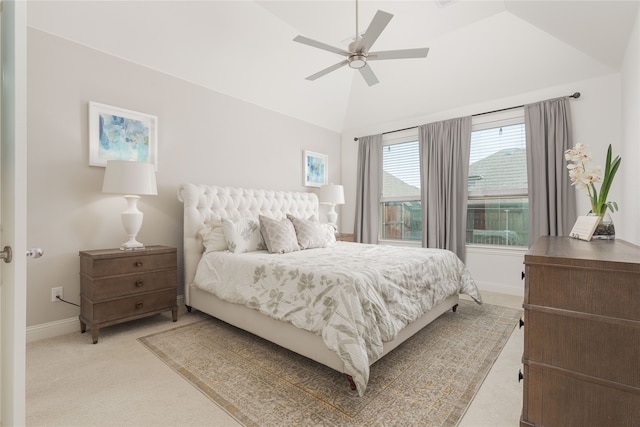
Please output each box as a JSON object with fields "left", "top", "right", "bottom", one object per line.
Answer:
{"left": 525, "top": 97, "right": 577, "bottom": 247}
{"left": 419, "top": 117, "right": 472, "bottom": 262}
{"left": 354, "top": 134, "right": 383, "bottom": 243}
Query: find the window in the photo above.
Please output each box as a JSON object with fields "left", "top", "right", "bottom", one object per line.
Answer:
{"left": 380, "top": 130, "right": 421, "bottom": 241}
{"left": 376, "top": 111, "right": 529, "bottom": 247}
{"left": 466, "top": 111, "right": 528, "bottom": 247}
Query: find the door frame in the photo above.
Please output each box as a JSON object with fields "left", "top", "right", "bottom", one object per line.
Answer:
{"left": 1, "top": 1, "right": 28, "bottom": 425}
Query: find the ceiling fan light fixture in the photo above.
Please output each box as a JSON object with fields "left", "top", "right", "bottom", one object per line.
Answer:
{"left": 293, "top": 1, "right": 429, "bottom": 85}
{"left": 349, "top": 55, "right": 367, "bottom": 69}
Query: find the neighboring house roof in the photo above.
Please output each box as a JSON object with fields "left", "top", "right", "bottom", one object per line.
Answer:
{"left": 383, "top": 171, "right": 420, "bottom": 198}
{"left": 468, "top": 148, "right": 527, "bottom": 192}
{"left": 383, "top": 147, "right": 527, "bottom": 196}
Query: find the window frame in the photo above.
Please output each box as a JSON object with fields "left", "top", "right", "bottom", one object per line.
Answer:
{"left": 467, "top": 108, "right": 528, "bottom": 248}
{"left": 379, "top": 128, "right": 421, "bottom": 244}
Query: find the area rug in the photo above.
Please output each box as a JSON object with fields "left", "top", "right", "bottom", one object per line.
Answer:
{"left": 138, "top": 300, "right": 521, "bottom": 426}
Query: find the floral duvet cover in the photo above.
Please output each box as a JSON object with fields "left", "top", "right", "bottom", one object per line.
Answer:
{"left": 193, "top": 242, "right": 482, "bottom": 396}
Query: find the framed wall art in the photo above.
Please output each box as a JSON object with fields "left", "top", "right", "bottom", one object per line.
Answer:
{"left": 89, "top": 102, "right": 158, "bottom": 170}
{"left": 303, "top": 150, "right": 328, "bottom": 187}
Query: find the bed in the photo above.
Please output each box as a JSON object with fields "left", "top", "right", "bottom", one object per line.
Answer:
{"left": 178, "top": 183, "right": 482, "bottom": 396}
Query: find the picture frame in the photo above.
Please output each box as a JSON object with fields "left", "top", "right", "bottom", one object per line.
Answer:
{"left": 569, "top": 215, "right": 601, "bottom": 241}
{"left": 303, "top": 150, "right": 328, "bottom": 187}
{"left": 89, "top": 102, "right": 158, "bottom": 170}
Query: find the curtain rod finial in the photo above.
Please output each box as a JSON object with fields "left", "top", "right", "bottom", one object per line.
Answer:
{"left": 354, "top": 137, "right": 359, "bottom": 141}
{"left": 572, "top": 92, "right": 581, "bottom": 99}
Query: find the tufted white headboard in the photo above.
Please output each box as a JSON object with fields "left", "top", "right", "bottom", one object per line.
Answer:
{"left": 177, "top": 183, "right": 319, "bottom": 304}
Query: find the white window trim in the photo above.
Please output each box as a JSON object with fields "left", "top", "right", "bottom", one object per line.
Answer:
{"left": 468, "top": 189, "right": 528, "bottom": 198}
{"left": 468, "top": 109, "right": 528, "bottom": 248}
{"left": 380, "top": 129, "right": 421, "bottom": 242}
{"left": 472, "top": 108, "right": 524, "bottom": 130}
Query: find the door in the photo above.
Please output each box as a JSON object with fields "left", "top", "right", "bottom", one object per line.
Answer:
{"left": 1, "top": 1, "right": 28, "bottom": 425}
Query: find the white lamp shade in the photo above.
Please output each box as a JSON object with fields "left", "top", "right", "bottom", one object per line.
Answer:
{"left": 102, "top": 160, "right": 157, "bottom": 195}
{"left": 319, "top": 183, "right": 345, "bottom": 205}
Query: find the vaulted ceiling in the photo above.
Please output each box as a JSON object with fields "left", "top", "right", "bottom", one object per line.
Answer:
{"left": 28, "top": 1, "right": 638, "bottom": 133}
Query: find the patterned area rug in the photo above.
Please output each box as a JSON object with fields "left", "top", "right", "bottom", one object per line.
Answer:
{"left": 138, "top": 300, "right": 521, "bottom": 426}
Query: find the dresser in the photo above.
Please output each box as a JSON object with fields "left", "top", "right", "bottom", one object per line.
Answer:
{"left": 79, "top": 245, "right": 178, "bottom": 343}
{"left": 521, "top": 236, "right": 640, "bottom": 426}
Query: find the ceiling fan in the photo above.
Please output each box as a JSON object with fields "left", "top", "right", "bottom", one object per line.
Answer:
{"left": 293, "top": 0, "right": 429, "bottom": 86}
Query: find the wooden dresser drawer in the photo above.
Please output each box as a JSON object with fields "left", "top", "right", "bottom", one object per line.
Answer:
{"left": 81, "top": 288, "right": 177, "bottom": 322}
{"left": 527, "top": 309, "right": 640, "bottom": 387}
{"left": 80, "top": 269, "right": 176, "bottom": 301}
{"left": 81, "top": 251, "right": 177, "bottom": 278}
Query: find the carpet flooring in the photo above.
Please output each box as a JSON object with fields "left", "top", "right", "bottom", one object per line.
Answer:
{"left": 138, "top": 300, "right": 521, "bottom": 426}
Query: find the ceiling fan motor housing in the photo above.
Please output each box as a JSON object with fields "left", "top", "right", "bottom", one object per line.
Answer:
{"left": 349, "top": 54, "right": 367, "bottom": 69}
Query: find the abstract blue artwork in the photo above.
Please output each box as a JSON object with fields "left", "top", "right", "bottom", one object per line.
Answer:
{"left": 303, "top": 150, "right": 327, "bottom": 187}
{"left": 99, "top": 113, "right": 150, "bottom": 162}
{"left": 89, "top": 102, "right": 158, "bottom": 169}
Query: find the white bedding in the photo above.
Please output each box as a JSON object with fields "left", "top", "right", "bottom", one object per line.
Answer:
{"left": 193, "top": 241, "right": 482, "bottom": 396}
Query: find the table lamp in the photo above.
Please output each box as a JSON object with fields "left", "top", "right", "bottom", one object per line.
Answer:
{"left": 319, "top": 183, "right": 345, "bottom": 228}
{"left": 102, "top": 160, "right": 157, "bottom": 250}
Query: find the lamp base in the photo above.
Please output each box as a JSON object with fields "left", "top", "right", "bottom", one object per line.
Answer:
{"left": 119, "top": 195, "right": 145, "bottom": 250}
{"left": 327, "top": 205, "right": 338, "bottom": 230}
{"left": 120, "top": 241, "right": 145, "bottom": 251}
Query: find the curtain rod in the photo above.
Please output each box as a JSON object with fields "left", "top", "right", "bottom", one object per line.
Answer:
{"left": 472, "top": 91, "right": 581, "bottom": 118}
{"left": 353, "top": 92, "right": 581, "bottom": 141}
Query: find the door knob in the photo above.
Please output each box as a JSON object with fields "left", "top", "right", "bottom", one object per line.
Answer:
{"left": 0, "top": 246, "right": 12, "bottom": 263}
{"left": 26, "top": 248, "right": 44, "bottom": 258}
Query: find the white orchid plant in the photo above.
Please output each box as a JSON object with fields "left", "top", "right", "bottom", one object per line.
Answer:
{"left": 565, "top": 143, "right": 621, "bottom": 216}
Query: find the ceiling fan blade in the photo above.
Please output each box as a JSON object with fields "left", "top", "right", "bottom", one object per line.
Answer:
{"left": 368, "top": 48, "right": 430, "bottom": 61}
{"left": 358, "top": 10, "right": 393, "bottom": 52}
{"left": 293, "top": 35, "right": 350, "bottom": 57}
{"left": 359, "top": 64, "right": 379, "bottom": 86}
{"left": 305, "top": 59, "right": 349, "bottom": 81}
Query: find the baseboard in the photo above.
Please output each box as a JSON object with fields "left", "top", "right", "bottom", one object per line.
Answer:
{"left": 27, "top": 316, "right": 82, "bottom": 343}
{"left": 475, "top": 280, "right": 523, "bottom": 297}
{"left": 27, "top": 295, "right": 185, "bottom": 343}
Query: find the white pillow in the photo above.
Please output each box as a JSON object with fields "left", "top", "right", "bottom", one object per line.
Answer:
{"left": 259, "top": 216, "right": 299, "bottom": 254}
{"left": 287, "top": 215, "right": 328, "bottom": 249}
{"left": 221, "top": 217, "right": 266, "bottom": 253}
{"left": 198, "top": 220, "right": 228, "bottom": 253}
{"left": 320, "top": 223, "right": 337, "bottom": 247}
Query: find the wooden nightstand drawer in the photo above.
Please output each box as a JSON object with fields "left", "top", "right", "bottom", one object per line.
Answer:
{"left": 79, "top": 246, "right": 178, "bottom": 343}
{"left": 82, "top": 288, "right": 177, "bottom": 321}
{"left": 336, "top": 233, "right": 354, "bottom": 242}
{"left": 80, "top": 269, "right": 177, "bottom": 301}
{"left": 81, "top": 251, "right": 177, "bottom": 278}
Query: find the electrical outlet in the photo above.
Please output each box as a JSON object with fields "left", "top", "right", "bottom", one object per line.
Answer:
{"left": 51, "top": 287, "right": 63, "bottom": 302}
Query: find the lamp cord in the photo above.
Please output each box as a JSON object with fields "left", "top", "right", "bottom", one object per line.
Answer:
{"left": 56, "top": 295, "right": 80, "bottom": 307}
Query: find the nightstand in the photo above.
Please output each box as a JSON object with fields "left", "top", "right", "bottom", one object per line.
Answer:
{"left": 336, "top": 233, "right": 354, "bottom": 242}
{"left": 79, "top": 245, "right": 178, "bottom": 343}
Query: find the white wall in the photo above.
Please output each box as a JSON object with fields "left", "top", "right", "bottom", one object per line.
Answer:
{"left": 340, "top": 73, "right": 626, "bottom": 296}
{"left": 26, "top": 29, "right": 341, "bottom": 330}
{"left": 621, "top": 8, "right": 640, "bottom": 246}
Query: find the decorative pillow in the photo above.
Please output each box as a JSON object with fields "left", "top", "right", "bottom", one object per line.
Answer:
{"left": 221, "top": 217, "right": 266, "bottom": 253}
{"left": 320, "top": 223, "right": 337, "bottom": 247}
{"left": 259, "top": 216, "right": 299, "bottom": 254}
{"left": 288, "top": 215, "right": 331, "bottom": 249}
{"left": 198, "top": 220, "right": 227, "bottom": 253}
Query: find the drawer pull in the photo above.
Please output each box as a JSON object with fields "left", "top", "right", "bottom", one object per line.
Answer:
{"left": 135, "top": 280, "right": 144, "bottom": 288}
{"left": 518, "top": 370, "right": 524, "bottom": 382}
{"left": 519, "top": 318, "right": 524, "bottom": 329}
{"left": 135, "top": 302, "right": 144, "bottom": 309}
{"left": 134, "top": 261, "right": 143, "bottom": 267}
